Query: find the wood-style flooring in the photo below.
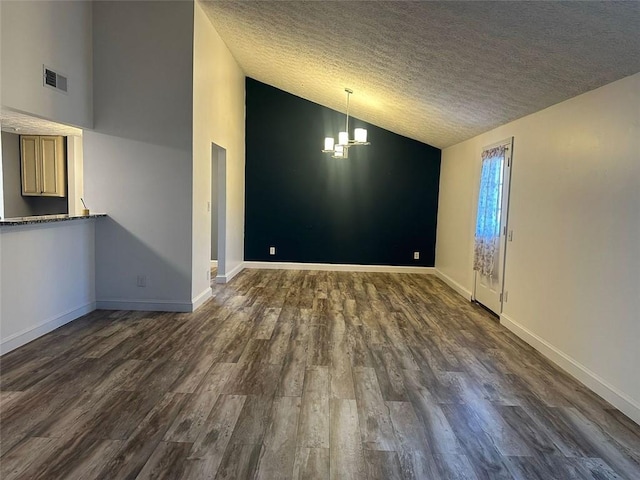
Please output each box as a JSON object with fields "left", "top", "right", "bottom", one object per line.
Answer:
{"left": 1, "top": 269, "right": 639, "bottom": 479}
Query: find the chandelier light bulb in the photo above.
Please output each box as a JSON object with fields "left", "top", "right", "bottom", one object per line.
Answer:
{"left": 324, "top": 137, "right": 335, "bottom": 151}
{"left": 354, "top": 128, "right": 367, "bottom": 143}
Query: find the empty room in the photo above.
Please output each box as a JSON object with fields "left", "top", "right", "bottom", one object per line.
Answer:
{"left": 0, "top": 1, "right": 638, "bottom": 479}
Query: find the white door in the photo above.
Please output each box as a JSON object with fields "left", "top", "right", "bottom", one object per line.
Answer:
{"left": 473, "top": 138, "right": 513, "bottom": 315}
{"left": 40, "top": 136, "right": 65, "bottom": 197}
{"left": 21, "top": 136, "right": 41, "bottom": 195}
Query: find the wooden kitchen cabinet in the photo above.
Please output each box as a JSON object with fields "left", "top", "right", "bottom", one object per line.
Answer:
{"left": 21, "top": 135, "right": 66, "bottom": 197}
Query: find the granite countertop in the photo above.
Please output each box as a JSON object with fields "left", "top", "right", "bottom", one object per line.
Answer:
{"left": 0, "top": 213, "right": 107, "bottom": 227}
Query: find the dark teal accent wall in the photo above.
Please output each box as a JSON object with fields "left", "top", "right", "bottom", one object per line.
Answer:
{"left": 245, "top": 78, "right": 441, "bottom": 266}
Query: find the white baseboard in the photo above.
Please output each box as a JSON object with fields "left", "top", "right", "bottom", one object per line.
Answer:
{"left": 191, "top": 287, "right": 212, "bottom": 311}
{"left": 435, "top": 269, "right": 473, "bottom": 300}
{"left": 500, "top": 313, "right": 640, "bottom": 425}
{"left": 96, "top": 298, "right": 194, "bottom": 313}
{"left": 210, "top": 260, "right": 218, "bottom": 267}
{"left": 0, "top": 302, "right": 96, "bottom": 355}
{"left": 216, "top": 262, "right": 245, "bottom": 284}
{"left": 243, "top": 261, "right": 435, "bottom": 274}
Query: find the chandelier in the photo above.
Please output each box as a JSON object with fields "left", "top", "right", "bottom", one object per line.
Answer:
{"left": 322, "top": 88, "right": 369, "bottom": 158}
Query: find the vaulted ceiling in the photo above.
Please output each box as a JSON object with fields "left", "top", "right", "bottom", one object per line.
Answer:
{"left": 201, "top": 1, "right": 640, "bottom": 149}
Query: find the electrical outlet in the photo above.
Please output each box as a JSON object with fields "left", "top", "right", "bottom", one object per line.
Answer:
{"left": 137, "top": 275, "right": 146, "bottom": 287}
{"left": 269, "top": 246, "right": 276, "bottom": 255}
{"left": 413, "top": 251, "right": 420, "bottom": 260}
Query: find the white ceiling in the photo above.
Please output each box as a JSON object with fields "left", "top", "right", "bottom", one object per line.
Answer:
{"left": 201, "top": 1, "right": 640, "bottom": 149}
{"left": 0, "top": 108, "right": 82, "bottom": 137}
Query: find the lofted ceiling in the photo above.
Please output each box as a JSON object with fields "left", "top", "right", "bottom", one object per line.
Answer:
{"left": 201, "top": 1, "right": 640, "bottom": 149}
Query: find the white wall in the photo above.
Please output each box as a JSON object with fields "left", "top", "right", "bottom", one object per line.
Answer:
{"left": 192, "top": 2, "right": 245, "bottom": 291}
{"left": 436, "top": 73, "right": 640, "bottom": 423}
{"left": 0, "top": 220, "right": 96, "bottom": 354}
{"left": 67, "top": 136, "right": 84, "bottom": 216}
{"left": 84, "top": 1, "right": 195, "bottom": 311}
{"left": 434, "top": 139, "right": 478, "bottom": 299}
{"left": 0, "top": 0, "right": 92, "bottom": 128}
{"left": 1, "top": 132, "right": 30, "bottom": 217}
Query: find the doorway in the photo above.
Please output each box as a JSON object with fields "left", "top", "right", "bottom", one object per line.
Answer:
{"left": 211, "top": 143, "right": 226, "bottom": 282}
{"left": 473, "top": 137, "right": 513, "bottom": 315}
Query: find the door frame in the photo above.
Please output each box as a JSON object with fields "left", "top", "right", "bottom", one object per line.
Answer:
{"left": 211, "top": 143, "right": 227, "bottom": 283}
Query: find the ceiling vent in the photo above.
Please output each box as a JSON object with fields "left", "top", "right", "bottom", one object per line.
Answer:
{"left": 43, "top": 65, "right": 67, "bottom": 93}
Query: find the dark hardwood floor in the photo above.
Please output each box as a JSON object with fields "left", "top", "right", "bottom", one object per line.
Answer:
{"left": 1, "top": 269, "right": 639, "bottom": 479}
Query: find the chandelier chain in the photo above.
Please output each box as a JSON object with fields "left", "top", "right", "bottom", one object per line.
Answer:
{"left": 345, "top": 89, "right": 351, "bottom": 135}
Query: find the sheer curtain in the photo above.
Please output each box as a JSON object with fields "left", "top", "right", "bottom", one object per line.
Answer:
{"left": 473, "top": 146, "right": 506, "bottom": 277}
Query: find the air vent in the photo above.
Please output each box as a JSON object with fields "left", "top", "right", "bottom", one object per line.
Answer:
{"left": 45, "top": 68, "right": 56, "bottom": 87}
{"left": 43, "top": 66, "right": 68, "bottom": 93}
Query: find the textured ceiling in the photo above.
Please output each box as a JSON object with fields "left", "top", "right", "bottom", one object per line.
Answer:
{"left": 201, "top": 1, "right": 640, "bottom": 148}
{"left": 0, "top": 108, "right": 82, "bottom": 136}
